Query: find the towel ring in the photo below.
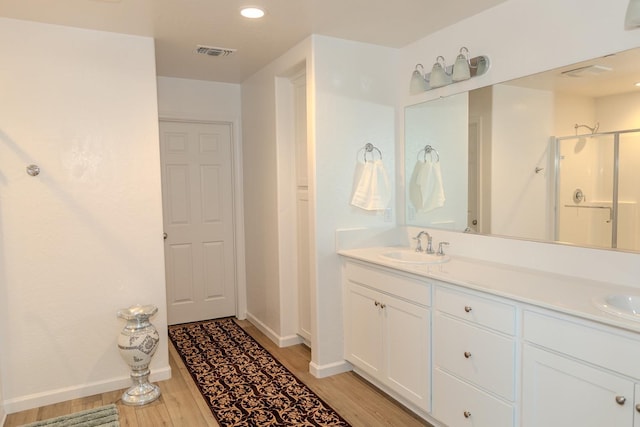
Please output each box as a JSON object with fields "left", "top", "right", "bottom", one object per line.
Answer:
{"left": 417, "top": 145, "right": 440, "bottom": 162}
{"left": 358, "top": 143, "right": 382, "bottom": 163}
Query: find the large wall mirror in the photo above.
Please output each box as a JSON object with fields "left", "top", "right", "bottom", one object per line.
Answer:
{"left": 405, "top": 47, "right": 640, "bottom": 252}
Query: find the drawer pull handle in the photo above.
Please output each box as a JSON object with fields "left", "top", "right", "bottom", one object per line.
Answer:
{"left": 463, "top": 411, "right": 472, "bottom": 418}
{"left": 464, "top": 351, "right": 472, "bottom": 359}
{"left": 616, "top": 396, "right": 626, "bottom": 405}
{"left": 380, "top": 303, "right": 386, "bottom": 309}
{"left": 464, "top": 306, "right": 473, "bottom": 313}
{"left": 374, "top": 301, "right": 380, "bottom": 307}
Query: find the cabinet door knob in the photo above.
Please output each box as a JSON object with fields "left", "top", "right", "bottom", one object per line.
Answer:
{"left": 464, "top": 306, "right": 473, "bottom": 313}
{"left": 635, "top": 403, "right": 640, "bottom": 413}
{"left": 463, "top": 411, "right": 472, "bottom": 418}
{"left": 616, "top": 395, "right": 626, "bottom": 405}
{"left": 464, "top": 351, "right": 472, "bottom": 359}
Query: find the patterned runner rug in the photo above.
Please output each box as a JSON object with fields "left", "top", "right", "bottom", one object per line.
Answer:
{"left": 169, "top": 318, "right": 351, "bottom": 426}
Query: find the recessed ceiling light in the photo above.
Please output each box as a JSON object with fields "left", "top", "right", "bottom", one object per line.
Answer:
{"left": 240, "top": 7, "right": 265, "bottom": 19}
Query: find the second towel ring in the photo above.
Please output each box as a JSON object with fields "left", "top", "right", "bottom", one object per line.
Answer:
{"left": 358, "top": 143, "right": 382, "bottom": 163}
{"left": 417, "top": 145, "right": 440, "bottom": 162}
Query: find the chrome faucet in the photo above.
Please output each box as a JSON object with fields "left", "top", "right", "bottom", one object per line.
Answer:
{"left": 413, "top": 231, "right": 434, "bottom": 254}
{"left": 437, "top": 241, "right": 450, "bottom": 256}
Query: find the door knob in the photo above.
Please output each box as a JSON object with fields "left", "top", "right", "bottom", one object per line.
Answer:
{"left": 464, "top": 306, "right": 473, "bottom": 313}
{"left": 615, "top": 395, "right": 626, "bottom": 405}
{"left": 463, "top": 411, "right": 471, "bottom": 418}
{"left": 163, "top": 232, "right": 168, "bottom": 240}
{"left": 464, "top": 351, "right": 472, "bottom": 359}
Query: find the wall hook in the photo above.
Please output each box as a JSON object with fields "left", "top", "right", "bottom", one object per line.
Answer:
{"left": 26, "top": 164, "right": 40, "bottom": 177}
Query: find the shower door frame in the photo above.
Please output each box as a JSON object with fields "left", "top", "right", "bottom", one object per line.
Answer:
{"left": 554, "top": 127, "right": 640, "bottom": 249}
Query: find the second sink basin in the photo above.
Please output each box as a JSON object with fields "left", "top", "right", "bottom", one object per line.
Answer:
{"left": 380, "top": 249, "right": 450, "bottom": 265}
{"left": 593, "top": 294, "right": 640, "bottom": 321}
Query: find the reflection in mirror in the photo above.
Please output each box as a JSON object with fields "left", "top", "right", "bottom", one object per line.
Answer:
{"left": 405, "top": 92, "right": 468, "bottom": 229}
{"left": 405, "top": 47, "right": 640, "bottom": 252}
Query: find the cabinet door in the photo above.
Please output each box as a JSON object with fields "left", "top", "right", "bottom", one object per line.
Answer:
{"left": 384, "top": 294, "right": 430, "bottom": 411}
{"left": 344, "top": 282, "right": 384, "bottom": 378}
{"left": 523, "top": 344, "right": 634, "bottom": 427}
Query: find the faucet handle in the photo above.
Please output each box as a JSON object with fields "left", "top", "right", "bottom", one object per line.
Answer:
{"left": 412, "top": 237, "right": 423, "bottom": 252}
{"left": 437, "top": 241, "right": 450, "bottom": 256}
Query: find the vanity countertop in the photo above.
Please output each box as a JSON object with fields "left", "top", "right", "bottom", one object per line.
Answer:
{"left": 338, "top": 246, "right": 640, "bottom": 334}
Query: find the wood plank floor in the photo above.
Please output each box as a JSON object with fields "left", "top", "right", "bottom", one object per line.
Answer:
{"left": 4, "top": 319, "right": 431, "bottom": 427}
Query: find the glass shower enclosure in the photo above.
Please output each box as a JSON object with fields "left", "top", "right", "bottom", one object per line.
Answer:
{"left": 555, "top": 128, "right": 640, "bottom": 251}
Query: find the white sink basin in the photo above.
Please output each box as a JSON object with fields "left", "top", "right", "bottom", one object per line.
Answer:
{"left": 593, "top": 295, "right": 640, "bottom": 321}
{"left": 379, "top": 249, "right": 450, "bottom": 265}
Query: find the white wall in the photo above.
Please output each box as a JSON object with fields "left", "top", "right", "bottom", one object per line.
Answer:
{"left": 597, "top": 91, "right": 640, "bottom": 133}
{"left": 241, "top": 38, "right": 311, "bottom": 344}
{"left": 312, "top": 36, "right": 397, "bottom": 373}
{"left": 241, "top": 35, "right": 397, "bottom": 375}
{"left": 491, "top": 84, "right": 553, "bottom": 240}
{"left": 397, "top": 0, "right": 640, "bottom": 283}
{"left": 157, "top": 77, "right": 241, "bottom": 122}
{"left": 405, "top": 93, "right": 468, "bottom": 229}
{"left": 0, "top": 18, "right": 169, "bottom": 412}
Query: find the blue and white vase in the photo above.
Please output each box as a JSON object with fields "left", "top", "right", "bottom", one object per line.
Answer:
{"left": 117, "top": 304, "right": 161, "bottom": 405}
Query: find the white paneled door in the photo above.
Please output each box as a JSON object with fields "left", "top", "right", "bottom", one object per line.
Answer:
{"left": 159, "top": 121, "right": 237, "bottom": 325}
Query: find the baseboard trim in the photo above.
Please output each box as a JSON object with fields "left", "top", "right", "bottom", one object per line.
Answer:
{"left": 309, "top": 360, "right": 352, "bottom": 378}
{"left": 245, "top": 313, "right": 303, "bottom": 348}
{"left": 3, "top": 366, "right": 171, "bottom": 414}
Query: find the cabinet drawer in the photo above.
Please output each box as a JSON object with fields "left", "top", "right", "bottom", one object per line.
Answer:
{"left": 435, "top": 287, "right": 516, "bottom": 334}
{"left": 433, "top": 368, "right": 514, "bottom": 427}
{"left": 434, "top": 313, "right": 515, "bottom": 400}
{"left": 524, "top": 310, "right": 640, "bottom": 379}
{"left": 344, "top": 261, "right": 430, "bottom": 306}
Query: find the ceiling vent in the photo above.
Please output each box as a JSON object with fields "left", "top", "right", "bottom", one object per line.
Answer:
{"left": 561, "top": 65, "right": 613, "bottom": 78}
{"left": 195, "top": 45, "right": 237, "bottom": 57}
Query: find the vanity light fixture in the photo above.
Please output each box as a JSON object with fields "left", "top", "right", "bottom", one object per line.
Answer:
{"left": 410, "top": 47, "right": 489, "bottom": 94}
{"left": 240, "top": 6, "right": 265, "bottom": 19}
{"left": 452, "top": 47, "right": 472, "bottom": 82}
{"left": 409, "top": 64, "right": 429, "bottom": 94}
{"left": 625, "top": 0, "right": 640, "bottom": 29}
{"left": 429, "top": 56, "right": 450, "bottom": 88}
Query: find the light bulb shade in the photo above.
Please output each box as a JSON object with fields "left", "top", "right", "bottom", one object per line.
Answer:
{"left": 409, "top": 65, "right": 428, "bottom": 94}
{"left": 429, "top": 59, "right": 449, "bottom": 89}
{"left": 626, "top": 0, "right": 640, "bottom": 29}
{"left": 452, "top": 53, "right": 471, "bottom": 82}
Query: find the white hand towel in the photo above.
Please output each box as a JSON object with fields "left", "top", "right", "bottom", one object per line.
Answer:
{"left": 351, "top": 159, "right": 391, "bottom": 211}
{"left": 409, "top": 159, "right": 445, "bottom": 212}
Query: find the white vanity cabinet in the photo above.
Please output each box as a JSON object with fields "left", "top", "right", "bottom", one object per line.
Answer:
{"left": 432, "top": 286, "right": 517, "bottom": 427}
{"left": 522, "top": 310, "right": 640, "bottom": 427}
{"left": 342, "top": 260, "right": 431, "bottom": 413}
{"left": 339, "top": 247, "right": 640, "bottom": 427}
